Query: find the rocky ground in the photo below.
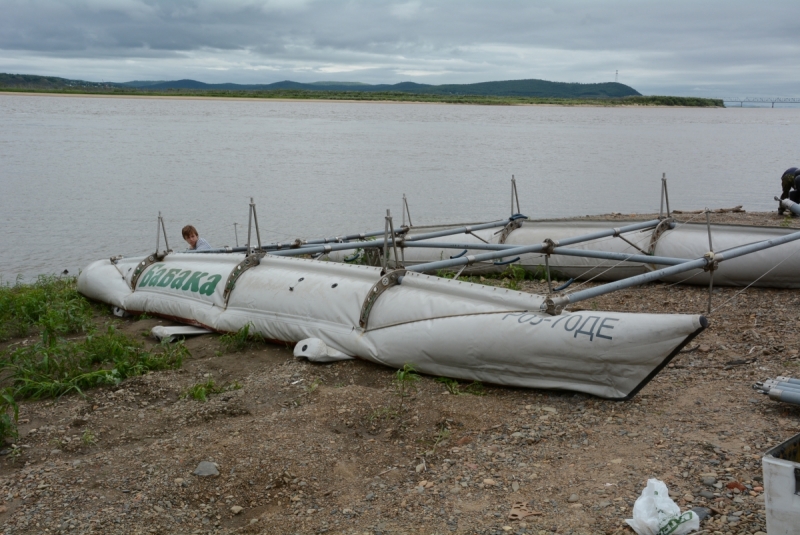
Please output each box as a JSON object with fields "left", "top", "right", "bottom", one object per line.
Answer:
{"left": 1, "top": 210, "right": 799, "bottom": 535}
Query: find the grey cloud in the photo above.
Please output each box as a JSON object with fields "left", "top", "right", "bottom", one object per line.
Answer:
{"left": 0, "top": 0, "right": 798, "bottom": 96}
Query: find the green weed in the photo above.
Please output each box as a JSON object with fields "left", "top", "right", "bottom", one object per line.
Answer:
{"left": 394, "top": 363, "right": 420, "bottom": 414}
{"left": 435, "top": 377, "right": 461, "bottom": 395}
{"left": 81, "top": 429, "right": 97, "bottom": 446}
{"left": 0, "top": 388, "right": 19, "bottom": 443}
{"left": 0, "top": 275, "right": 93, "bottom": 342}
{"left": 181, "top": 378, "right": 242, "bottom": 402}
{"left": 780, "top": 215, "right": 793, "bottom": 228}
{"left": 2, "top": 326, "right": 187, "bottom": 400}
{"left": 435, "top": 377, "right": 486, "bottom": 396}
{"left": 219, "top": 323, "right": 264, "bottom": 352}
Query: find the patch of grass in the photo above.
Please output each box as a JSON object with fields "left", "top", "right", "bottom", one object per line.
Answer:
{"left": 368, "top": 407, "right": 398, "bottom": 422}
{"left": 435, "top": 377, "right": 461, "bottom": 395}
{"left": 181, "top": 378, "right": 242, "bottom": 402}
{"left": 219, "top": 323, "right": 264, "bottom": 353}
{"left": 0, "top": 275, "right": 93, "bottom": 342}
{"left": 81, "top": 429, "right": 97, "bottom": 446}
{"left": 435, "top": 377, "right": 486, "bottom": 396}
{"left": 780, "top": 215, "right": 794, "bottom": 228}
{"left": 2, "top": 326, "right": 187, "bottom": 400}
{"left": 0, "top": 388, "right": 19, "bottom": 443}
{"left": 461, "top": 381, "right": 486, "bottom": 396}
{"left": 306, "top": 377, "right": 323, "bottom": 394}
{"left": 394, "top": 363, "right": 420, "bottom": 414}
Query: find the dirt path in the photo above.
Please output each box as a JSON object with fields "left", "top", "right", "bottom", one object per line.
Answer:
{"left": 1, "top": 211, "right": 799, "bottom": 535}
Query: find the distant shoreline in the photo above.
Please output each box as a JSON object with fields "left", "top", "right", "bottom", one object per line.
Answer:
{"left": 0, "top": 90, "right": 724, "bottom": 108}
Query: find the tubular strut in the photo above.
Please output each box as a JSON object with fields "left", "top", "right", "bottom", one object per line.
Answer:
{"left": 131, "top": 212, "right": 170, "bottom": 289}
{"left": 659, "top": 173, "right": 671, "bottom": 219}
{"left": 704, "top": 209, "right": 717, "bottom": 314}
{"left": 402, "top": 194, "right": 413, "bottom": 227}
{"left": 226, "top": 198, "right": 265, "bottom": 304}
{"left": 511, "top": 175, "right": 521, "bottom": 217}
{"left": 246, "top": 197, "right": 262, "bottom": 257}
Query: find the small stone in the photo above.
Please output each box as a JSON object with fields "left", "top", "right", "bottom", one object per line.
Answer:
{"left": 174, "top": 478, "right": 185, "bottom": 485}
{"left": 365, "top": 492, "right": 375, "bottom": 501}
{"left": 153, "top": 506, "right": 165, "bottom": 513}
{"left": 449, "top": 486, "right": 461, "bottom": 494}
{"left": 512, "top": 482, "right": 520, "bottom": 492}
{"left": 230, "top": 505, "right": 243, "bottom": 515}
{"left": 50, "top": 449, "right": 62, "bottom": 455}
{"left": 193, "top": 461, "right": 219, "bottom": 477}
{"left": 568, "top": 493, "right": 579, "bottom": 503}
{"left": 690, "top": 507, "right": 711, "bottom": 521}
{"left": 609, "top": 458, "right": 622, "bottom": 464}
{"left": 598, "top": 500, "right": 611, "bottom": 508}
{"left": 702, "top": 477, "right": 716, "bottom": 486}
{"left": 698, "top": 490, "right": 714, "bottom": 499}
{"left": 483, "top": 479, "right": 497, "bottom": 486}
{"left": 511, "top": 432, "right": 523, "bottom": 438}
{"left": 415, "top": 463, "right": 425, "bottom": 473}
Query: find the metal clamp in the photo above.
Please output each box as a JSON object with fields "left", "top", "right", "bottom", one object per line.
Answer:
{"left": 541, "top": 238, "right": 557, "bottom": 255}
{"left": 359, "top": 269, "right": 406, "bottom": 329}
{"left": 703, "top": 251, "right": 718, "bottom": 272}
{"left": 496, "top": 217, "right": 525, "bottom": 244}
{"left": 131, "top": 252, "right": 166, "bottom": 290}
{"left": 648, "top": 217, "right": 673, "bottom": 255}
{"left": 542, "top": 297, "right": 565, "bottom": 316}
{"left": 223, "top": 253, "right": 265, "bottom": 303}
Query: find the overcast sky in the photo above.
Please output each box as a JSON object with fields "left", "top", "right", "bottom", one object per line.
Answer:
{"left": 1, "top": 0, "right": 798, "bottom": 97}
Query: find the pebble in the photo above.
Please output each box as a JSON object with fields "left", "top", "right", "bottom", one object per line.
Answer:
{"left": 567, "top": 493, "right": 579, "bottom": 503}
{"left": 415, "top": 463, "right": 425, "bottom": 473}
{"left": 698, "top": 490, "right": 715, "bottom": 499}
{"left": 231, "top": 505, "right": 243, "bottom": 514}
{"left": 511, "top": 482, "right": 520, "bottom": 492}
{"left": 483, "top": 479, "right": 497, "bottom": 486}
{"left": 702, "top": 476, "right": 717, "bottom": 486}
{"left": 193, "top": 461, "right": 219, "bottom": 477}
{"left": 365, "top": 492, "right": 375, "bottom": 501}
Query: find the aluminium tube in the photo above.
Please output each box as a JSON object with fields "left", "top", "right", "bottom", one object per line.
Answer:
{"left": 400, "top": 241, "right": 690, "bottom": 267}
{"left": 777, "top": 197, "right": 800, "bottom": 217}
{"left": 269, "top": 218, "right": 519, "bottom": 258}
{"left": 776, "top": 376, "right": 800, "bottom": 385}
{"left": 406, "top": 219, "right": 663, "bottom": 273}
{"left": 767, "top": 389, "right": 800, "bottom": 406}
{"left": 763, "top": 381, "right": 800, "bottom": 394}
{"left": 544, "top": 227, "right": 800, "bottom": 312}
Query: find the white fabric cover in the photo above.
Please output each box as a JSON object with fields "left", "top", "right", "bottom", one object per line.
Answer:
{"left": 78, "top": 252, "right": 705, "bottom": 399}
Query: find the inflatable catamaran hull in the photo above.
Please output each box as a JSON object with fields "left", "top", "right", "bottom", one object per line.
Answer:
{"left": 79, "top": 253, "right": 706, "bottom": 400}
{"left": 325, "top": 220, "right": 800, "bottom": 288}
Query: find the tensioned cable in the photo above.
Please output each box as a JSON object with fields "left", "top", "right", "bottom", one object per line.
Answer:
{"left": 709, "top": 246, "right": 800, "bottom": 314}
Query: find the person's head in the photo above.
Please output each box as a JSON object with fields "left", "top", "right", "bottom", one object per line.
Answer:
{"left": 182, "top": 225, "right": 199, "bottom": 249}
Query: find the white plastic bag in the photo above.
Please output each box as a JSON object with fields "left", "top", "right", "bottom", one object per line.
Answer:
{"left": 625, "top": 479, "right": 700, "bottom": 535}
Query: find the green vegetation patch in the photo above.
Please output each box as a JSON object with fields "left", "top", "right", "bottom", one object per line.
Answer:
{"left": 181, "top": 378, "right": 242, "bottom": 402}
{"left": 0, "top": 277, "right": 190, "bottom": 442}
{"left": 219, "top": 323, "right": 264, "bottom": 352}
{"left": 0, "top": 275, "right": 93, "bottom": 342}
{"left": 2, "top": 326, "right": 187, "bottom": 400}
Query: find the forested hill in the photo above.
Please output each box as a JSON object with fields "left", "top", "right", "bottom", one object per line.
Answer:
{"left": 1, "top": 73, "right": 640, "bottom": 98}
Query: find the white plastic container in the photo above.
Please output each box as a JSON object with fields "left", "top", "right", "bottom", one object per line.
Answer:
{"left": 762, "top": 431, "right": 800, "bottom": 534}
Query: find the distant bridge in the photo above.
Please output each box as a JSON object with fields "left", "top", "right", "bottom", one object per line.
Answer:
{"left": 723, "top": 97, "right": 800, "bottom": 108}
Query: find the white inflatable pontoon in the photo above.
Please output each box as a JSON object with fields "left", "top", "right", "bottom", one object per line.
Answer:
{"left": 78, "top": 252, "right": 706, "bottom": 400}
{"left": 325, "top": 219, "right": 800, "bottom": 288}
